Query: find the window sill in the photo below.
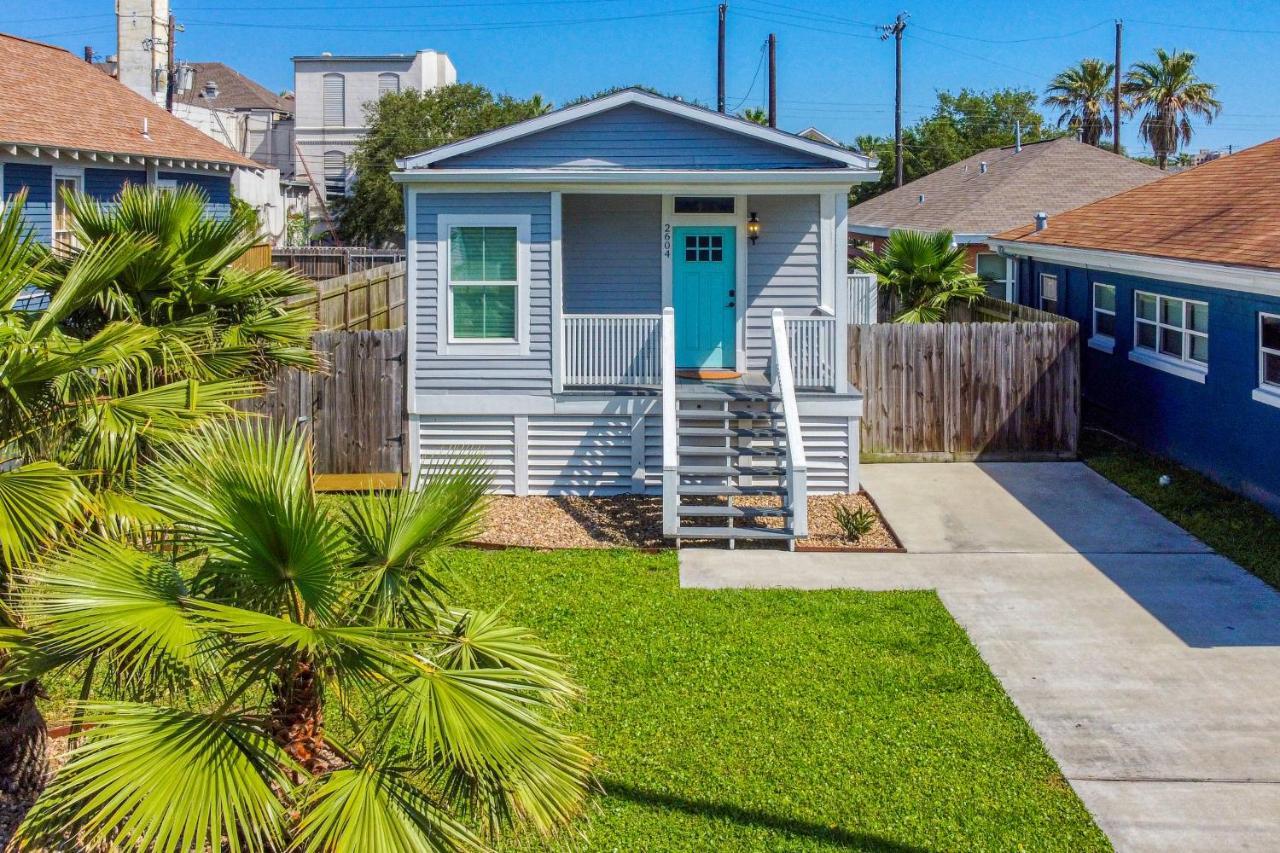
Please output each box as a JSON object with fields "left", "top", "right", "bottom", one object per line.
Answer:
{"left": 1087, "top": 336, "right": 1115, "bottom": 354}
{"left": 1252, "top": 386, "right": 1280, "bottom": 410}
{"left": 1128, "top": 348, "right": 1207, "bottom": 384}
{"left": 440, "top": 341, "right": 527, "bottom": 357}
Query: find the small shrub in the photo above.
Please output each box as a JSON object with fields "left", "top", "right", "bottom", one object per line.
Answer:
{"left": 835, "top": 504, "right": 878, "bottom": 542}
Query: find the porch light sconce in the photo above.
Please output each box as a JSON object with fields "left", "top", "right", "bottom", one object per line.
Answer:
{"left": 747, "top": 211, "right": 761, "bottom": 244}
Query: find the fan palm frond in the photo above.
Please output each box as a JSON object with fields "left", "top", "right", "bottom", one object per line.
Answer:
{"left": 0, "top": 461, "right": 86, "bottom": 569}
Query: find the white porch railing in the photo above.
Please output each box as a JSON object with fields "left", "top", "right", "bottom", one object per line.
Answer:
{"left": 562, "top": 314, "right": 662, "bottom": 386}
{"left": 848, "top": 272, "right": 879, "bottom": 324}
{"left": 785, "top": 317, "right": 837, "bottom": 391}
{"left": 771, "top": 308, "right": 808, "bottom": 539}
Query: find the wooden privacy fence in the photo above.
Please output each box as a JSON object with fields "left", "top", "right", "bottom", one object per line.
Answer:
{"left": 850, "top": 321, "right": 1080, "bottom": 461}
{"left": 289, "top": 262, "right": 407, "bottom": 331}
{"left": 237, "top": 330, "right": 407, "bottom": 481}
{"left": 231, "top": 243, "right": 273, "bottom": 272}
{"left": 274, "top": 247, "right": 406, "bottom": 280}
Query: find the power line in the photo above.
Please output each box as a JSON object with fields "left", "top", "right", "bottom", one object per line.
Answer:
{"left": 181, "top": 6, "right": 711, "bottom": 33}
{"left": 912, "top": 19, "right": 1112, "bottom": 45}
{"left": 728, "top": 41, "right": 769, "bottom": 113}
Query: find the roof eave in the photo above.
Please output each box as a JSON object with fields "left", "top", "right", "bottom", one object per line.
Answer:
{"left": 391, "top": 167, "right": 878, "bottom": 186}
{"left": 0, "top": 141, "right": 255, "bottom": 172}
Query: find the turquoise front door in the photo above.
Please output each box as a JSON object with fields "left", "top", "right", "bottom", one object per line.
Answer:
{"left": 673, "top": 226, "right": 736, "bottom": 369}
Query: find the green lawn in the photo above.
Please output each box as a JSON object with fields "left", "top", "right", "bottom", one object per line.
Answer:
{"left": 439, "top": 548, "right": 1108, "bottom": 852}
{"left": 1081, "top": 428, "right": 1280, "bottom": 591}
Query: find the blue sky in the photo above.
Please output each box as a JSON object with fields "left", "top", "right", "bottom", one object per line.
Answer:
{"left": 8, "top": 0, "right": 1280, "bottom": 156}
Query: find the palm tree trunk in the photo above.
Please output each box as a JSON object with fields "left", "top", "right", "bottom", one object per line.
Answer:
{"left": 269, "top": 657, "right": 336, "bottom": 777}
{"left": 0, "top": 680, "right": 47, "bottom": 797}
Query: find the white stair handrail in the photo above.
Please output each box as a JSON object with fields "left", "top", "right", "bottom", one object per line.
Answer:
{"left": 661, "top": 307, "right": 678, "bottom": 536}
{"left": 770, "top": 308, "right": 808, "bottom": 538}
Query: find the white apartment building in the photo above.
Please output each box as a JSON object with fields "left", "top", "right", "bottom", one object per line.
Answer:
{"left": 293, "top": 50, "right": 456, "bottom": 225}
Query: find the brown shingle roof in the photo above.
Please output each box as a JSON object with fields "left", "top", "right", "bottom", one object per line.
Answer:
{"left": 848, "top": 136, "right": 1165, "bottom": 237}
{"left": 175, "top": 62, "right": 293, "bottom": 113}
{"left": 993, "top": 137, "right": 1280, "bottom": 273}
{"left": 0, "top": 33, "right": 257, "bottom": 169}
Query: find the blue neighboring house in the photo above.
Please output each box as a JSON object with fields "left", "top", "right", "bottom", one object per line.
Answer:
{"left": 990, "top": 138, "right": 1280, "bottom": 512}
{"left": 0, "top": 33, "right": 257, "bottom": 249}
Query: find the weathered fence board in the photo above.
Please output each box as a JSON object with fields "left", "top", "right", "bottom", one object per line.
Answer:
{"left": 288, "top": 262, "right": 407, "bottom": 331}
{"left": 274, "top": 247, "right": 406, "bottom": 280}
{"left": 237, "top": 330, "right": 406, "bottom": 477}
{"left": 849, "top": 321, "right": 1080, "bottom": 461}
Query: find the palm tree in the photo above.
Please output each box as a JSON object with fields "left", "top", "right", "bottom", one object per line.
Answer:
{"left": 58, "top": 184, "right": 317, "bottom": 379}
{"left": 855, "top": 230, "right": 987, "bottom": 323}
{"left": 1125, "top": 48, "right": 1222, "bottom": 169}
{"left": 5, "top": 422, "right": 593, "bottom": 852}
{"left": 0, "top": 194, "right": 255, "bottom": 796}
{"left": 1044, "top": 58, "right": 1118, "bottom": 147}
{"left": 739, "top": 107, "right": 769, "bottom": 126}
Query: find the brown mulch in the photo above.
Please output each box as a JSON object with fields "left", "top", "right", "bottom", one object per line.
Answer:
{"left": 473, "top": 492, "right": 900, "bottom": 551}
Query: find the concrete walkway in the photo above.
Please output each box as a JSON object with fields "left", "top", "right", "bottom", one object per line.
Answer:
{"left": 681, "top": 463, "right": 1280, "bottom": 852}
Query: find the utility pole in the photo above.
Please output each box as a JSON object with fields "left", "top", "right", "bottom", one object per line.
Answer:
{"left": 767, "top": 33, "right": 777, "bottom": 127}
{"left": 717, "top": 4, "right": 727, "bottom": 113}
{"left": 165, "top": 13, "right": 176, "bottom": 112}
{"left": 1113, "top": 19, "right": 1122, "bottom": 154}
{"left": 881, "top": 13, "right": 908, "bottom": 187}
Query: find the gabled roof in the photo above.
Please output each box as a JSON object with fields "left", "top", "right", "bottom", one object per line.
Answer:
{"left": 398, "top": 88, "right": 874, "bottom": 171}
{"left": 992, "top": 137, "right": 1280, "bottom": 273}
{"left": 176, "top": 62, "right": 293, "bottom": 114}
{"left": 798, "top": 126, "right": 840, "bottom": 147}
{"left": 0, "top": 33, "right": 256, "bottom": 170}
{"left": 848, "top": 137, "right": 1164, "bottom": 239}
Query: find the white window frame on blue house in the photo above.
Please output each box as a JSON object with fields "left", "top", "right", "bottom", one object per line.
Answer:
{"left": 1254, "top": 311, "right": 1280, "bottom": 409}
{"left": 52, "top": 165, "right": 84, "bottom": 255}
{"left": 1130, "top": 290, "right": 1209, "bottom": 383}
{"left": 436, "top": 213, "right": 531, "bottom": 356}
{"left": 1089, "top": 282, "right": 1117, "bottom": 353}
{"left": 1039, "top": 272, "right": 1058, "bottom": 313}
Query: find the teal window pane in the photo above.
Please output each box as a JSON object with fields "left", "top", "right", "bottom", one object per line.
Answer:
{"left": 450, "top": 226, "right": 517, "bottom": 282}
{"left": 1189, "top": 333, "right": 1209, "bottom": 364}
{"left": 1094, "top": 283, "right": 1115, "bottom": 312}
{"left": 1160, "top": 297, "right": 1184, "bottom": 328}
{"left": 976, "top": 254, "right": 1005, "bottom": 280}
{"left": 453, "top": 285, "right": 516, "bottom": 339}
{"left": 1136, "top": 293, "right": 1158, "bottom": 321}
{"left": 1188, "top": 301, "right": 1209, "bottom": 333}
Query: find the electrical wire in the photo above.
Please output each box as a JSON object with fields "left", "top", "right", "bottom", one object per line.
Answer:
{"left": 181, "top": 5, "right": 711, "bottom": 33}
{"left": 727, "top": 41, "right": 768, "bottom": 113}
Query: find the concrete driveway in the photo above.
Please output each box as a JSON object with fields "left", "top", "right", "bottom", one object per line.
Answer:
{"left": 681, "top": 462, "right": 1280, "bottom": 852}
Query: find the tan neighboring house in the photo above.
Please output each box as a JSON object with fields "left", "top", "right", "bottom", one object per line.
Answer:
{"left": 848, "top": 137, "right": 1165, "bottom": 299}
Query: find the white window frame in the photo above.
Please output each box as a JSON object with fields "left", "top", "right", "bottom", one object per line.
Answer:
{"left": 1254, "top": 312, "right": 1280, "bottom": 409}
{"left": 51, "top": 166, "right": 84, "bottom": 254}
{"left": 1089, "top": 282, "right": 1117, "bottom": 354}
{"left": 1039, "top": 272, "right": 1058, "bottom": 313}
{"left": 377, "top": 72, "right": 401, "bottom": 97}
{"left": 153, "top": 177, "right": 178, "bottom": 192}
{"left": 975, "top": 251, "right": 1009, "bottom": 300}
{"left": 436, "top": 213, "right": 531, "bottom": 356}
{"left": 1129, "top": 290, "right": 1209, "bottom": 383}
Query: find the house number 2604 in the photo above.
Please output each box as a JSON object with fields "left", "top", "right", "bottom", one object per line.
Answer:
{"left": 663, "top": 224, "right": 671, "bottom": 258}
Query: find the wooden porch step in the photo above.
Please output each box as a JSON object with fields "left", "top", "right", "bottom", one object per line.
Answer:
{"left": 677, "top": 484, "right": 786, "bottom": 497}
{"left": 677, "top": 504, "right": 790, "bottom": 519}
{"left": 678, "top": 464, "right": 784, "bottom": 477}
{"left": 675, "top": 525, "right": 796, "bottom": 541}
{"left": 676, "top": 426, "right": 786, "bottom": 438}
{"left": 677, "top": 409, "right": 781, "bottom": 421}
{"left": 676, "top": 388, "right": 779, "bottom": 403}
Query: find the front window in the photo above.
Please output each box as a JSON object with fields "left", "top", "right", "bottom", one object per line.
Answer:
{"left": 975, "top": 252, "right": 1006, "bottom": 299}
{"left": 1261, "top": 313, "right": 1280, "bottom": 390}
{"left": 449, "top": 225, "right": 518, "bottom": 341}
{"left": 1134, "top": 291, "right": 1208, "bottom": 366}
{"left": 1039, "top": 273, "right": 1058, "bottom": 313}
{"left": 53, "top": 173, "right": 81, "bottom": 254}
{"left": 1091, "top": 283, "right": 1116, "bottom": 347}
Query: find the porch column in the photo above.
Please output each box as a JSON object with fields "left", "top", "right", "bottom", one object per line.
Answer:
{"left": 550, "top": 191, "right": 564, "bottom": 393}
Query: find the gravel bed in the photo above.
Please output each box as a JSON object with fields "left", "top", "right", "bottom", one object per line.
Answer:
{"left": 472, "top": 492, "right": 899, "bottom": 550}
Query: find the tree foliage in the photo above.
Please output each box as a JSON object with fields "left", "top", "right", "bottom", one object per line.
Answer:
{"left": 1043, "top": 58, "right": 1120, "bottom": 147}
{"left": 855, "top": 229, "right": 986, "bottom": 323}
{"left": 852, "top": 88, "right": 1054, "bottom": 203}
{"left": 6, "top": 422, "right": 593, "bottom": 852}
{"left": 1124, "top": 48, "right": 1221, "bottom": 169}
{"left": 336, "top": 84, "right": 552, "bottom": 246}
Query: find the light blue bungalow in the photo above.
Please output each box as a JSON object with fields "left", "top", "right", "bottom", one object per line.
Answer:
{"left": 393, "top": 89, "right": 879, "bottom": 546}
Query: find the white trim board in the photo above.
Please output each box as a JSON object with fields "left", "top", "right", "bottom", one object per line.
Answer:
{"left": 989, "top": 239, "right": 1280, "bottom": 297}
{"left": 434, "top": 213, "right": 532, "bottom": 356}
{"left": 397, "top": 89, "right": 875, "bottom": 170}
{"left": 411, "top": 392, "right": 863, "bottom": 418}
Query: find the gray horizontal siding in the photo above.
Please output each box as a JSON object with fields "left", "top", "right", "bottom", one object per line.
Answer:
{"left": 3, "top": 162, "right": 53, "bottom": 244}
{"left": 801, "top": 415, "right": 855, "bottom": 494}
{"left": 744, "top": 194, "right": 822, "bottom": 372}
{"left": 414, "top": 191, "right": 553, "bottom": 395}
{"left": 562, "top": 194, "right": 661, "bottom": 314}
{"left": 438, "top": 103, "right": 839, "bottom": 170}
